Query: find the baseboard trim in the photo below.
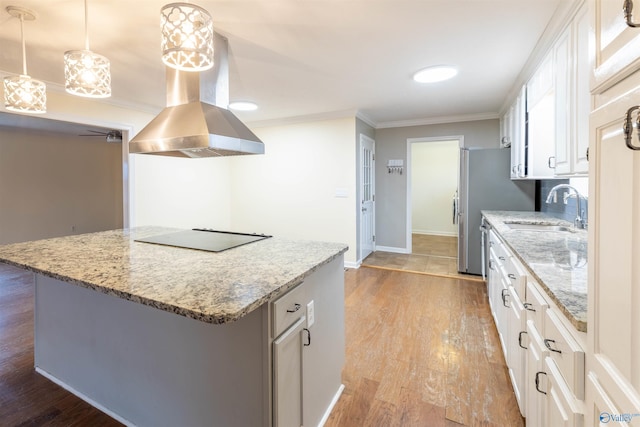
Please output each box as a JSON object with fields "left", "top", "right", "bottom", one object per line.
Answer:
{"left": 35, "top": 367, "right": 135, "bottom": 427}
{"left": 375, "top": 245, "right": 410, "bottom": 254}
{"left": 344, "top": 260, "right": 360, "bottom": 269}
{"left": 412, "top": 230, "right": 457, "bottom": 237}
{"left": 318, "top": 383, "right": 345, "bottom": 427}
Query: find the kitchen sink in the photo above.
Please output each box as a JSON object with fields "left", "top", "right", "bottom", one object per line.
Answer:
{"left": 506, "top": 223, "right": 574, "bottom": 232}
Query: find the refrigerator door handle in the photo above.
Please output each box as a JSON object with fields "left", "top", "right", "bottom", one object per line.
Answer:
{"left": 452, "top": 192, "right": 458, "bottom": 225}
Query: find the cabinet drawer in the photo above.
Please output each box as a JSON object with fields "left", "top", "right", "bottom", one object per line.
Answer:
{"left": 543, "top": 308, "right": 585, "bottom": 399}
{"left": 502, "top": 256, "right": 526, "bottom": 299}
{"left": 524, "top": 280, "right": 549, "bottom": 332}
{"left": 272, "top": 283, "right": 307, "bottom": 338}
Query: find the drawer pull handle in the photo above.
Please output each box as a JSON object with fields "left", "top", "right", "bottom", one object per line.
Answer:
{"left": 501, "top": 289, "right": 510, "bottom": 307}
{"left": 499, "top": 256, "right": 506, "bottom": 261}
{"left": 624, "top": 0, "right": 640, "bottom": 27}
{"left": 623, "top": 106, "right": 640, "bottom": 150}
{"left": 518, "top": 331, "right": 528, "bottom": 349}
{"left": 303, "top": 328, "right": 311, "bottom": 346}
{"left": 287, "top": 303, "right": 301, "bottom": 313}
{"left": 544, "top": 339, "right": 562, "bottom": 354}
{"left": 535, "top": 371, "right": 547, "bottom": 395}
{"left": 508, "top": 273, "right": 517, "bottom": 280}
{"left": 523, "top": 303, "right": 536, "bottom": 312}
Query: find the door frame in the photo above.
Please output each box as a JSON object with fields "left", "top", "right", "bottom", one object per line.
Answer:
{"left": 358, "top": 134, "right": 376, "bottom": 263}
{"left": 406, "top": 135, "right": 463, "bottom": 254}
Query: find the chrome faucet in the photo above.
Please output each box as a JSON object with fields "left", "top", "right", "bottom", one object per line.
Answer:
{"left": 545, "top": 184, "right": 587, "bottom": 229}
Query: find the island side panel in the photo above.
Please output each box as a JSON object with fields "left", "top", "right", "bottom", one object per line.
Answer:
{"left": 34, "top": 274, "right": 266, "bottom": 427}
{"left": 302, "top": 255, "right": 346, "bottom": 426}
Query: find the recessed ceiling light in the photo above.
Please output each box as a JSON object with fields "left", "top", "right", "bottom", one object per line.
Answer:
{"left": 413, "top": 66, "right": 458, "bottom": 83}
{"left": 229, "top": 101, "right": 258, "bottom": 111}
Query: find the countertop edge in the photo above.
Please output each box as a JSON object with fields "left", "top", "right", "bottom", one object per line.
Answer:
{"left": 482, "top": 211, "right": 587, "bottom": 333}
{"left": 0, "top": 238, "right": 348, "bottom": 325}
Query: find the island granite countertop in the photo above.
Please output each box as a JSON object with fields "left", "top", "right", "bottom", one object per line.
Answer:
{"left": 0, "top": 227, "right": 348, "bottom": 325}
{"left": 482, "top": 211, "right": 587, "bottom": 332}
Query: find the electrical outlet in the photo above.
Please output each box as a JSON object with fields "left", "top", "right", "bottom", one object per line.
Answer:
{"left": 307, "top": 301, "right": 315, "bottom": 327}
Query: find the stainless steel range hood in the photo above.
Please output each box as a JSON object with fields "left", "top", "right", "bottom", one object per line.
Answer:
{"left": 129, "top": 33, "right": 264, "bottom": 158}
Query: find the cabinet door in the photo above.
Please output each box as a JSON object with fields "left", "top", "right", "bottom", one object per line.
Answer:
{"left": 574, "top": 3, "right": 590, "bottom": 174}
{"left": 526, "top": 321, "right": 549, "bottom": 427}
{"left": 507, "top": 286, "right": 527, "bottom": 416}
{"left": 545, "top": 358, "right": 584, "bottom": 427}
{"left": 527, "top": 53, "right": 557, "bottom": 178}
{"left": 591, "top": 0, "right": 640, "bottom": 91}
{"left": 273, "top": 316, "right": 306, "bottom": 427}
{"left": 588, "top": 70, "right": 640, "bottom": 425}
{"left": 555, "top": 25, "right": 572, "bottom": 175}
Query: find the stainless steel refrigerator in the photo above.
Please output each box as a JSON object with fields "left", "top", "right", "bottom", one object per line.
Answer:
{"left": 456, "top": 147, "right": 535, "bottom": 275}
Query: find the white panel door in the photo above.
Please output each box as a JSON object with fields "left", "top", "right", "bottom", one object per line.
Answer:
{"left": 359, "top": 135, "right": 375, "bottom": 261}
{"left": 587, "top": 70, "right": 640, "bottom": 425}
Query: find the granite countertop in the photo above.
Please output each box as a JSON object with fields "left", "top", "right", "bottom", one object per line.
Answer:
{"left": 0, "top": 227, "right": 348, "bottom": 325}
{"left": 482, "top": 211, "right": 587, "bottom": 332}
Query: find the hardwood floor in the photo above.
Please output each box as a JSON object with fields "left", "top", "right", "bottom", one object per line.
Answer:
{"left": 0, "top": 264, "right": 122, "bottom": 426}
{"left": 325, "top": 267, "right": 524, "bottom": 427}
{"left": 0, "top": 262, "right": 521, "bottom": 426}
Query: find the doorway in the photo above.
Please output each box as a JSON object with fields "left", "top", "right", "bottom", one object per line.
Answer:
{"left": 407, "top": 137, "right": 461, "bottom": 276}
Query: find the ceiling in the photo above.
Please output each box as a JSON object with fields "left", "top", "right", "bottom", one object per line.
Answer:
{"left": 0, "top": 0, "right": 569, "bottom": 128}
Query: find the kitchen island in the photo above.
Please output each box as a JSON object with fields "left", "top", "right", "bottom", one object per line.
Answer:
{"left": 0, "top": 227, "right": 348, "bottom": 427}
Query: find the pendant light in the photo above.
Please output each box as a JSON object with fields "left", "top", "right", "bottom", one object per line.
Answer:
{"left": 3, "top": 6, "right": 46, "bottom": 114}
{"left": 64, "top": 0, "right": 111, "bottom": 98}
{"left": 161, "top": 2, "right": 214, "bottom": 71}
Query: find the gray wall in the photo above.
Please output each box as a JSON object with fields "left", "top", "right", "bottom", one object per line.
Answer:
{"left": 0, "top": 127, "right": 123, "bottom": 244}
{"left": 374, "top": 119, "right": 500, "bottom": 249}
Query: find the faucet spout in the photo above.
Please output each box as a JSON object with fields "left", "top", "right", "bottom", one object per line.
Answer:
{"left": 545, "top": 184, "right": 587, "bottom": 229}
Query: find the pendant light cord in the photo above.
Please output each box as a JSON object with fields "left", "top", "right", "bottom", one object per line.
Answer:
{"left": 84, "top": 0, "right": 90, "bottom": 51}
{"left": 19, "top": 13, "right": 27, "bottom": 75}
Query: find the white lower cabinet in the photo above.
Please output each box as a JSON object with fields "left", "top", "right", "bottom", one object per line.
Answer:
{"left": 484, "top": 220, "right": 587, "bottom": 426}
{"left": 507, "top": 284, "right": 527, "bottom": 415}
{"left": 545, "top": 358, "right": 585, "bottom": 427}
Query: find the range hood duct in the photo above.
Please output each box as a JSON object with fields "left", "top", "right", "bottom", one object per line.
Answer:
{"left": 129, "top": 33, "right": 264, "bottom": 158}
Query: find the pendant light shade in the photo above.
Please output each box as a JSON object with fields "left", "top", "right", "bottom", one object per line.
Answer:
{"left": 161, "top": 3, "right": 214, "bottom": 72}
{"left": 3, "top": 6, "right": 46, "bottom": 114}
{"left": 64, "top": 0, "right": 111, "bottom": 98}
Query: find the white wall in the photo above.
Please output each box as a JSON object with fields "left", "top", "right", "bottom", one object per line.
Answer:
{"left": 411, "top": 140, "right": 458, "bottom": 236}
{"left": 132, "top": 155, "right": 233, "bottom": 229}
{"left": 230, "top": 117, "right": 357, "bottom": 264}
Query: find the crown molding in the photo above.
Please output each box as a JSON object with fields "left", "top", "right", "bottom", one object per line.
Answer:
{"left": 376, "top": 112, "right": 499, "bottom": 129}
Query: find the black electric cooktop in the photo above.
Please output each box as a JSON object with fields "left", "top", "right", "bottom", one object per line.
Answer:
{"left": 135, "top": 229, "right": 272, "bottom": 253}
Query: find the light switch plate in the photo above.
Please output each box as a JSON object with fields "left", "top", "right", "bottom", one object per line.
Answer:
{"left": 307, "top": 301, "right": 315, "bottom": 327}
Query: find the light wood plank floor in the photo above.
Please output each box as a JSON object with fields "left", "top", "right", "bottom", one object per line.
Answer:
{"left": 0, "top": 262, "right": 521, "bottom": 426}
{"left": 326, "top": 267, "right": 524, "bottom": 427}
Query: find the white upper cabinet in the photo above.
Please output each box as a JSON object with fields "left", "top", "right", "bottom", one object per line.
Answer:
{"left": 591, "top": 0, "right": 640, "bottom": 91}
{"left": 526, "top": 52, "right": 557, "bottom": 179}
{"left": 555, "top": 2, "right": 590, "bottom": 176}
